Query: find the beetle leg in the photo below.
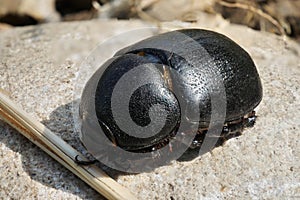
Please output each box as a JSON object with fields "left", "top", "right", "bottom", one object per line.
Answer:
{"left": 168, "top": 142, "right": 173, "bottom": 152}
{"left": 74, "top": 155, "right": 97, "bottom": 165}
{"left": 167, "top": 52, "right": 174, "bottom": 62}
{"left": 98, "top": 119, "right": 118, "bottom": 147}
{"left": 189, "top": 110, "right": 257, "bottom": 149}
{"left": 243, "top": 111, "right": 256, "bottom": 127}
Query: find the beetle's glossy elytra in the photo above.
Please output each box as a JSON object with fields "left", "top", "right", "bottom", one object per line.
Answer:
{"left": 80, "top": 29, "right": 263, "bottom": 156}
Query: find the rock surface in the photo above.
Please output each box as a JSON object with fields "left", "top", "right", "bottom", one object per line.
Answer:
{"left": 0, "top": 17, "right": 299, "bottom": 199}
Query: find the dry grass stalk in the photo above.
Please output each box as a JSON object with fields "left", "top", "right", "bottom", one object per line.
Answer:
{"left": 0, "top": 92, "right": 137, "bottom": 200}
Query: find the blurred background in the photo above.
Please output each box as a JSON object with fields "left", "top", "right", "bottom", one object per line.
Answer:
{"left": 0, "top": 0, "right": 299, "bottom": 42}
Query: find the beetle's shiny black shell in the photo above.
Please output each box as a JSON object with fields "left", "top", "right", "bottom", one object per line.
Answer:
{"left": 94, "top": 54, "right": 181, "bottom": 151}
{"left": 80, "top": 29, "right": 263, "bottom": 152}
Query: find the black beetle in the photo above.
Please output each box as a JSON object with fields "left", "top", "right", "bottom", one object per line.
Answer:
{"left": 79, "top": 29, "right": 262, "bottom": 158}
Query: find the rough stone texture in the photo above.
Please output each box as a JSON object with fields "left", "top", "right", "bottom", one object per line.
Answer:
{"left": 0, "top": 17, "right": 299, "bottom": 199}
